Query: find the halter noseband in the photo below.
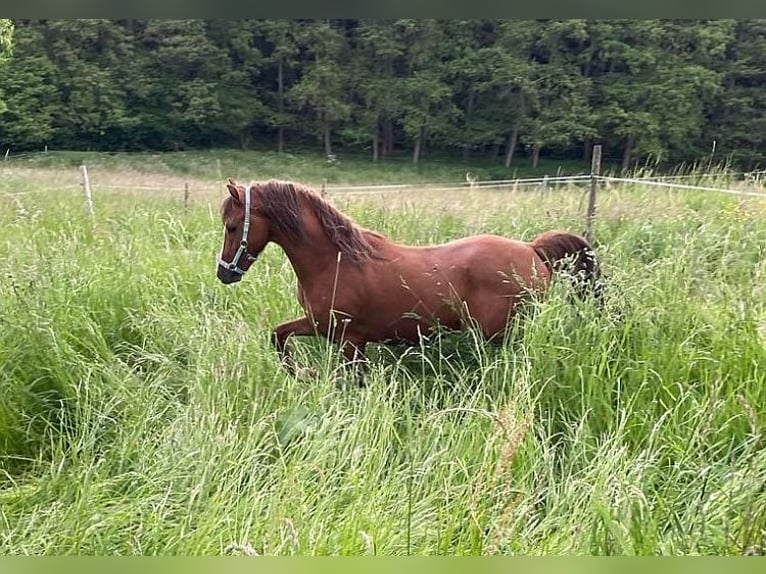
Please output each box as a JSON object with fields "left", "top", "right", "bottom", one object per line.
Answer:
{"left": 218, "top": 184, "right": 255, "bottom": 276}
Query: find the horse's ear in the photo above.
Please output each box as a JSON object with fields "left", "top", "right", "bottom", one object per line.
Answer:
{"left": 226, "top": 180, "right": 241, "bottom": 205}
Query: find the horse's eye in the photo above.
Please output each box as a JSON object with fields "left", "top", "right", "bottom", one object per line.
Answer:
{"left": 225, "top": 224, "right": 236, "bottom": 233}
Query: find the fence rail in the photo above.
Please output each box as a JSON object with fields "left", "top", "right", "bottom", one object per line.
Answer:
{"left": 4, "top": 161, "right": 766, "bottom": 244}
{"left": 4, "top": 166, "right": 766, "bottom": 197}
{"left": 598, "top": 175, "right": 766, "bottom": 198}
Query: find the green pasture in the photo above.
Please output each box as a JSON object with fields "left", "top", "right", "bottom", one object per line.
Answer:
{"left": 1, "top": 152, "right": 765, "bottom": 555}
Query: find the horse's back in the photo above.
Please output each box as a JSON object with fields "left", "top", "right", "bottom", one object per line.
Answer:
{"left": 306, "top": 232, "right": 552, "bottom": 343}
{"left": 436, "top": 234, "right": 548, "bottom": 284}
{"left": 396, "top": 233, "right": 529, "bottom": 260}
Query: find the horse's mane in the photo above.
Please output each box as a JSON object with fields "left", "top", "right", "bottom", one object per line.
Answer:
{"left": 250, "top": 179, "right": 384, "bottom": 263}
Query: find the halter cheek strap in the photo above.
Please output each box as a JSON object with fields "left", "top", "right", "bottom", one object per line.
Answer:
{"left": 218, "top": 184, "right": 253, "bottom": 275}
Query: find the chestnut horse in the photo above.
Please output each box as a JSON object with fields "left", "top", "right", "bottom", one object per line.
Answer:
{"left": 217, "top": 178, "right": 601, "bottom": 374}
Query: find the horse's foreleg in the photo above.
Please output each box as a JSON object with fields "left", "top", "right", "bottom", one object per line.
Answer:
{"left": 271, "top": 317, "right": 316, "bottom": 374}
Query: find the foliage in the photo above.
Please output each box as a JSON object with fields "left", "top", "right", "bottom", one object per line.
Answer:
{"left": 0, "top": 19, "right": 13, "bottom": 114}
{"left": 0, "top": 19, "right": 764, "bottom": 169}
{"left": 0, "top": 19, "right": 11, "bottom": 61}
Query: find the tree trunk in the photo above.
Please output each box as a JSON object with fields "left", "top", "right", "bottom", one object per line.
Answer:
{"left": 239, "top": 131, "right": 252, "bottom": 150}
{"left": 382, "top": 116, "right": 393, "bottom": 158}
{"left": 531, "top": 144, "right": 541, "bottom": 168}
{"left": 462, "top": 86, "right": 476, "bottom": 160}
{"left": 372, "top": 129, "right": 379, "bottom": 162}
{"left": 277, "top": 60, "right": 285, "bottom": 153}
{"left": 583, "top": 137, "right": 592, "bottom": 163}
{"left": 504, "top": 124, "right": 520, "bottom": 167}
{"left": 381, "top": 58, "right": 394, "bottom": 158}
{"left": 412, "top": 126, "right": 424, "bottom": 164}
{"left": 323, "top": 118, "right": 332, "bottom": 156}
{"left": 506, "top": 92, "right": 526, "bottom": 167}
{"left": 622, "top": 134, "right": 635, "bottom": 171}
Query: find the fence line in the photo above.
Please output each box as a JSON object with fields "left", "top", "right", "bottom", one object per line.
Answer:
{"left": 85, "top": 184, "right": 195, "bottom": 191}
{"left": 326, "top": 175, "right": 593, "bottom": 195}
{"left": 80, "top": 164, "right": 94, "bottom": 217}
{"left": 585, "top": 144, "right": 602, "bottom": 244}
{"left": 598, "top": 175, "right": 766, "bottom": 198}
{"left": 460, "top": 174, "right": 591, "bottom": 186}
{"left": 4, "top": 167, "right": 766, "bottom": 201}
{"left": 627, "top": 173, "right": 745, "bottom": 181}
{"left": 318, "top": 183, "right": 410, "bottom": 192}
{"left": 4, "top": 164, "right": 765, "bottom": 248}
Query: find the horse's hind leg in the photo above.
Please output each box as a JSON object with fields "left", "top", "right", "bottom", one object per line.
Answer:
{"left": 272, "top": 317, "right": 316, "bottom": 375}
{"left": 340, "top": 338, "right": 369, "bottom": 387}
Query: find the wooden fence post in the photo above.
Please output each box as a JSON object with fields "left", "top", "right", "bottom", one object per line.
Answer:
{"left": 80, "top": 164, "right": 94, "bottom": 218}
{"left": 585, "top": 144, "right": 601, "bottom": 244}
{"left": 184, "top": 182, "right": 189, "bottom": 211}
{"left": 216, "top": 158, "right": 223, "bottom": 202}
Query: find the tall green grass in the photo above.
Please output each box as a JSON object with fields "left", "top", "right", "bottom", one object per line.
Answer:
{"left": 1, "top": 171, "right": 765, "bottom": 555}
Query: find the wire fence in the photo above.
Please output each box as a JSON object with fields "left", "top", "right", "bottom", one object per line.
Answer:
{"left": 3, "top": 161, "right": 766, "bottom": 240}
{"left": 598, "top": 175, "right": 766, "bottom": 198}
{"left": 4, "top": 167, "right": 766, "bottom": 198}
{"left": 4, "top": 158, "right": 766, "bottom": 196}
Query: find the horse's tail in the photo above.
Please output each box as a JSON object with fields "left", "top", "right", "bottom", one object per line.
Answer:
{"left": 531, "top": 230, "right": 603, "bottom": 304}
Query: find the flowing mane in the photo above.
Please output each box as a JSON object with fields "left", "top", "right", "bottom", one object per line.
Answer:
{"left": 252, "top": 179, "right": 382, "bottom": 263}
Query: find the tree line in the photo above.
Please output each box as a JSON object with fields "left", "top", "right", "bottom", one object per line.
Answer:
{"left": 1, "top": 19, "right": 765, "bottom": 170}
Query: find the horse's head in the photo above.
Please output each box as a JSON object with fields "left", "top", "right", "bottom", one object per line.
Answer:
{"left": 216, "top": 178, "right": 270, "bottom": 284}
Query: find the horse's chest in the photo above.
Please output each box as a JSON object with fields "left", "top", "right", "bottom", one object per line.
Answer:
{"left": 296, "top": 278, "right": 356, "bottom": 315}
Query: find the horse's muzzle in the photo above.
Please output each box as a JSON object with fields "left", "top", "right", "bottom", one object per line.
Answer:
{"left": 217, "top": 264, "right": 243, "bottom": 284}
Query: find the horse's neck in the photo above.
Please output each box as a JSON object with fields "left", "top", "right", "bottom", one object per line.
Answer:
{"left": 271, "top": 210, "right": 339, "bottom": 284}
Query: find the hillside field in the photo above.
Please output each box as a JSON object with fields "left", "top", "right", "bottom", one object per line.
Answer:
{"left": 1, "top": 151, "right": 766, "bottom": 555}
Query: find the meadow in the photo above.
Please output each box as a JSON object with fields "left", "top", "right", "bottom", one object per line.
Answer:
{"left": 1, "top": 151, "right": 766, "bottom": 555}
